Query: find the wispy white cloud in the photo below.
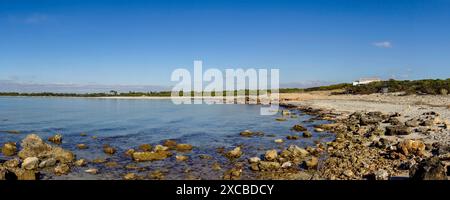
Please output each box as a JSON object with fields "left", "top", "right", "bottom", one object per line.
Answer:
{"left": 372, "top": 41, "right": 392, "bottom": 48}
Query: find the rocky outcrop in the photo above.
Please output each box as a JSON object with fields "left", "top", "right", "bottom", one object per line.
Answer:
{"left": 18, "top": 134, "right": 75, "bottom": 164}
{"left": 410, "top": 157, "right": 447, "bottom": 180}
{"left": 1, "top": 142, "right": 17, "bottom": 156}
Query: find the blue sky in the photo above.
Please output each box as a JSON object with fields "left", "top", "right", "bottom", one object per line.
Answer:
{"left": 1, "top": 0, "right": 450, "bottom": 91}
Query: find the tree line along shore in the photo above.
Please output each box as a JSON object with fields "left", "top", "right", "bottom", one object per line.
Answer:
{"left": 0, "top": 78, "right": 449, "bottom": 98}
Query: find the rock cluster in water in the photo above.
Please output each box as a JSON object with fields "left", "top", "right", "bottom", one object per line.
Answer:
{"left": 1, "top": 106, "right": 449, "bottom": 180}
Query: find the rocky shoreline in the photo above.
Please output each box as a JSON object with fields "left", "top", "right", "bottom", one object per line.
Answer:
{"left": 1, "top": 102, "right": 449, "bottom": 180}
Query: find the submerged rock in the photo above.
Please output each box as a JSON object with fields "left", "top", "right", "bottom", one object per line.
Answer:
{"left": 239, "top": 130, "right": 254, "bottom": 137}
{"left": 77, "top": 144, "right": 88, "bottom": 149}
{"left": 132, "top": 151, "right": 172, "bottom": 162}
{"left": 176, "top": 144, "right": 193, "bottom": 151}
{"left": 92, "top": 158, "right": 106, "bottom": 164}
{"left": 105, "top": 161, "right": 119, "bottom": 168}
{"left": 281, "top": 110, "right": 291, "bottom": 116}
{"left": 123, "top": 173, "right": 138, "bottom": 180}
{"left": 103, "top": 145, "right": 117, "bottom": 155}
{"left": 223, "top": 166, "right": 242, "bottom": 180}
{"left": 286, "top": 135, "right": 299, "bottom": 140}
{"left": 211, "top": 162, "right": 222, "bottom": 171}
{"left": 292, "top": 124, "right": 307, "bottom": 132}
{"left": 148, "top": 170, "right": 165, "bottom": 180}
{"left": 303, "top": 131, "right": 312, "bottom": 138}
{"left": 199, "top": 154, "right": 212, "bottom": 160}
{"left": 176, "top": 155, "right": 189, "bottom": 162}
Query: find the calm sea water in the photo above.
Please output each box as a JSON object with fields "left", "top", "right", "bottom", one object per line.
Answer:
{"left": 0, "top": 97, "right": 333, "bottom": 179}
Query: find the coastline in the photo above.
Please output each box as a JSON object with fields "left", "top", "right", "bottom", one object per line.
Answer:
{"left": 1, "top": 92, "right": 449, "bottom": 180}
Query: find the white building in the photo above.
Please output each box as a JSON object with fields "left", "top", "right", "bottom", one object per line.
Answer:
{"left": 352, "top": 78, "right": 381, "bottom": 86}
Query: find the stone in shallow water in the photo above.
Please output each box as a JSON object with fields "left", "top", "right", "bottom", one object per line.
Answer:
{"left": 54, "top": 164, "right": 70, "bottom": 176}
{"left": 264, "top": 149, "right": 278, "bottom": 161}
{"left": 48, "top": 134, "right": 63, "bottom": 144}
{"left": 75, "top": 159, "right": 87, "bottom": 167}
{"left": 248, "top": 157, "right": 261, "bottom": 163}
{"left": 303, "top": 131, "right": 312, "bottom": 138}
{"left": 286, "top": 135, "right": 299, "bottom": 140}
{"left": 274, "top": 139, "right": 284, "bottom": 144}
{"left": 258, "top": 161, "right": 281, "bottom": 171}
{"left": 132, "top": 151, "right": 172, "bottom": 162}
{"left": 85, "top": 168, "right": 98, "bottom": 174}
{"left": 1, "top": 142, "right": 17, "bottom": 156}
{"left": 123, "top": 173, "right": 138, "bottom": 180}
{"left": 18, "top": 134, "right": 75, "bottom": 164}
{"left": 176, "top": 155, "right": 189, "bottom": 162}
{"left": 239, "top": 130, "right": 253, "bottom": 137}
{"left": 77, "top": 144, "right": 88, "bottom": 149}
{"left": 211, "top": 162, "right": 221, "bottom": 171}
{"left": 225, "top": 147, "right": 242, "bottom": 159}
{"left": 292, "top": 124, "right": 307, "bottom": 132}
{"left": 103, "top": 145, "right": 117, "bottom": 155}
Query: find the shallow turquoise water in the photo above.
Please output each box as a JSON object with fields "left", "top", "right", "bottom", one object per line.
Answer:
{"left": 0, "top": 97, "right": 333, "bottom": 179}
